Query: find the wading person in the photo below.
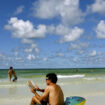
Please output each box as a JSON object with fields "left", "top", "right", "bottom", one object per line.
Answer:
{"left": 29, "top": 73, "right": 64, "bottom": 105}
{"left": 8, "top": 66, "right": 17, "bottom": 82}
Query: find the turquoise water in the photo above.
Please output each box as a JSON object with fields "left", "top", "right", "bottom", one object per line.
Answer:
{"left": 1, "top": 68, "right": 105, "bottom": 78}
{"left": 0, "top": 68, "right": 105, "bottom": 105}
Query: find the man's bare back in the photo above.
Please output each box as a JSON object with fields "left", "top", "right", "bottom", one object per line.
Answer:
{"left": 29, "top": 73, "right": 64, "bottom": 105}
{"left": 47, "top": 84, "right": 64, "bottom": 105}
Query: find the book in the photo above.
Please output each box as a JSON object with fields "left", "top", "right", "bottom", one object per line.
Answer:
{"left": 28, "top": 80, "right": 35, "bottom": 90}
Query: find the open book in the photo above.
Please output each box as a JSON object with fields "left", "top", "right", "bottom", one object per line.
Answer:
{"left": 28, "top": 80, "right": 35, "bottom": 90}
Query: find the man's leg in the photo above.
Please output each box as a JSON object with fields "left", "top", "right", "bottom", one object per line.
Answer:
{"left": 30, "top": 96, "right": 41, "bottom": 105}
{"left": 13, "top": 77, "right": 17, "bottom": 82}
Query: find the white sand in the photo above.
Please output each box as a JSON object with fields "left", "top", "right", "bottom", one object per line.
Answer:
{"left": 0, "top": 76, "right": 105, "bottom": 105}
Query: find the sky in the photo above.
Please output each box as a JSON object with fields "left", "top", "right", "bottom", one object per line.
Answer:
{"left": 0, "top": 0, "right": 105, "bottom": 69}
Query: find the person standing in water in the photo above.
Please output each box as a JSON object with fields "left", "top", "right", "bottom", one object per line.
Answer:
{"left": 29, "top": 73, "right": 64, "bottom": 105}
{"left": 8, "top": 66, "right": 17, "bottom": 82}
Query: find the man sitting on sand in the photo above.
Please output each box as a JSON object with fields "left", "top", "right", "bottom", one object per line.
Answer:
{"left": 29, "top": 73, "right": 64, "bottom": 105}
{"left": 8, "top": 66, "right": 17, "bottom": 82}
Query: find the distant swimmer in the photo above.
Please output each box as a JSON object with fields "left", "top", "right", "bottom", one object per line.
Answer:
{"left": 8, "top": 66, "right": 17, "bottom": 82}
{"left": 28, "top": 73, "right": 64, "bottom": 105}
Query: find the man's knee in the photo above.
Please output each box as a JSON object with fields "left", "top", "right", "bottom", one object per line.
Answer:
{"left": 32, "top": 96, "right": 36, "bottom": 101}
{"left": 32, "top": 96, "right": 41, "bottom": 104}
{"left": 30, "top": 96, "right": 36, "bottom": 105}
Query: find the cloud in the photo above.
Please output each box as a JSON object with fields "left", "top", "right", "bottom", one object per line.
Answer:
{"left": 56, "top": 24, "right": 70, "bottom": 36}
{"left": 58, "top": 0, "right": 84, "bottom": 25}
{"left": 59, "top": 27, "right": 84, "bottom": 43}
{"left": 15, "top": 57, "right": 24, "bottom": 62}
{"left": 33, "top": 0, "right": 58, "bottom": 19}
{"left": 47, "top": 25, "right": 55, "bottom": 34}
{"left": 14, "top": 5, "right": 24, "bottom": 15}
{"left": 5, "top": 17, "right": 84, "bottom": 45}
{"left": 21, "top": 39, "right": 34, "bottom": 44}
{"left": 12, "top": 48, "right": 19, "bottom": 56}
{"left": 76, "top": 50, "right": 84, "bottom": 55}
{"left": 5, "top": 17, "right": 46, "bottom": 55}
{"left": 0, "top": 53, "right": 14, "bottom": 67}
{"left": 24, "top": 43, "right": 40, "bottom": 54}
{"left": 13, "top": 50, "right": 18, "bottom": 56}
{"left": 89, "top": 50, "right": 97, "bottom": 56}
{"left": 27, "top": 54, "right": 36, "bottom": 61}
{"left": 47, "top": 24, "right": 84, "bottom": 43}
{"left": 72, "top": 57, "right": 78, "bottom": 62}
{"left": 96, "top": 20, "right": 105, "bottom": 39}
{"left": 56, "top": 52, "right": 65, "bottom": 57}
{"left": 24, "top": 48, "right": 33, "bottom": 53}
{"left": 33, "top": 0, "right": 84, "bottom": 25}
{"left": 81, "top": 51, "right": 105, "bottom": 66}
{"left": 43, "top": 57, "right": 48, "bottom": 61}
{"left": 0, "top": 53, "right": 5, "bottom": 60}
{"left": 5, "top": 17, "right": 47, "bottom": 39}
{"left": 69, "top": 42, "right": 89, "bottom": 50}
{"left": 87, "top": 0, "right": 105, "bottom": 14}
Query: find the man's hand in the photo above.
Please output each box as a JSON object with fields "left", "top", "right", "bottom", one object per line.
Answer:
{"left": 30, "top": 87, "right": 36, "bottom": 94}
{"left": 35, "top": 85, "right": 39, "bottom": 91}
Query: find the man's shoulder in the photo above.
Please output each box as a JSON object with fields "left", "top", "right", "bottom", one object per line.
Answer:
{"left": 53, "top": 84, "right": 60, "bottom": 88}
{"left": 47, "top": 84, "right": 60, "bottom": 90}
{"left": 44, "top": 86, "right": 50, "bottom": 93}
{"left": 45, "top": 85, "right": 50, "bottom": 89}
{"left": 45, "top": 85, "right": 54, "bottom": 90}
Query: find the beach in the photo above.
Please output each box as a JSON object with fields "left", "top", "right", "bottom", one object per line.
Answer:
{"left": 0, "top": 69, "right": 105, "bottom": 105}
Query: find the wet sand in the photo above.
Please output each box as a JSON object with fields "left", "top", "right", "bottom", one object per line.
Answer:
{"left": 0, "top": 75, "right": 105, "bottom": 105}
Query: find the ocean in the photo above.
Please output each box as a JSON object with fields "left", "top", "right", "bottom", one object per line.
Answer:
{"left": 0, "top": 68, "right": 105, "bottom": 105}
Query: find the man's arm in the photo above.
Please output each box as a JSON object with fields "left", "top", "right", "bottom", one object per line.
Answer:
{"left": 30, "top": 87, "right": 49, "bottom": 102}
{"left": 35, "top": 85, "right": 45, "bottom": 92}
{"left": 37, "top": 88, "right": 45, "bottom": 92}
{"left": 12, "top": 70, "right": 17, "bottom": 78}
{"left": 28, "top": 81, "right": 45, "bottom": 92}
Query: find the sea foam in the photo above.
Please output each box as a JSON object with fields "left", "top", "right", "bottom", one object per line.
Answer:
{"left": 58, "top": 74, "right": 85, "bottom": 78}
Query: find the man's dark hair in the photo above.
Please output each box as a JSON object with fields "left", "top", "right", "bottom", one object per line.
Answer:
{"left": 10, "top": 66, "right": 13, "bottom": 70}
{"left": 46, "top": 73, "right": 58, "bottom": 83}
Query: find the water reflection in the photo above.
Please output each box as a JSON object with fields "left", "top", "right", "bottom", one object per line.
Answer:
{"left": 8, "top": 85, "right": 17, "bottom": 95}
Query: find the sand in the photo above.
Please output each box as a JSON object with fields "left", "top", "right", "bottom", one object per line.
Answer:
{"left": 0, "top": 75, "right": 105, "bottom": 105}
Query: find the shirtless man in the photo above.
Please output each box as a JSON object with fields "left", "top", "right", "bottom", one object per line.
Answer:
{"left": 8, "top": 66, "right": 17, "bottom": 82}
{"left": 29, "top": 73, "right": 64, "bottom": 105}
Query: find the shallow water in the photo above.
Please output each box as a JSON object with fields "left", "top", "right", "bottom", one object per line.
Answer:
{"left": 0, "top": 69, "right": 105, "bottom": 105}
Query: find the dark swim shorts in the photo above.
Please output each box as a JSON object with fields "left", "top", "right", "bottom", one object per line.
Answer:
{"left": 36, "top": 101, "right": 48, "bottom": 105}
{"left": 12, "top": 77, "right": 17, "bottom": 82}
